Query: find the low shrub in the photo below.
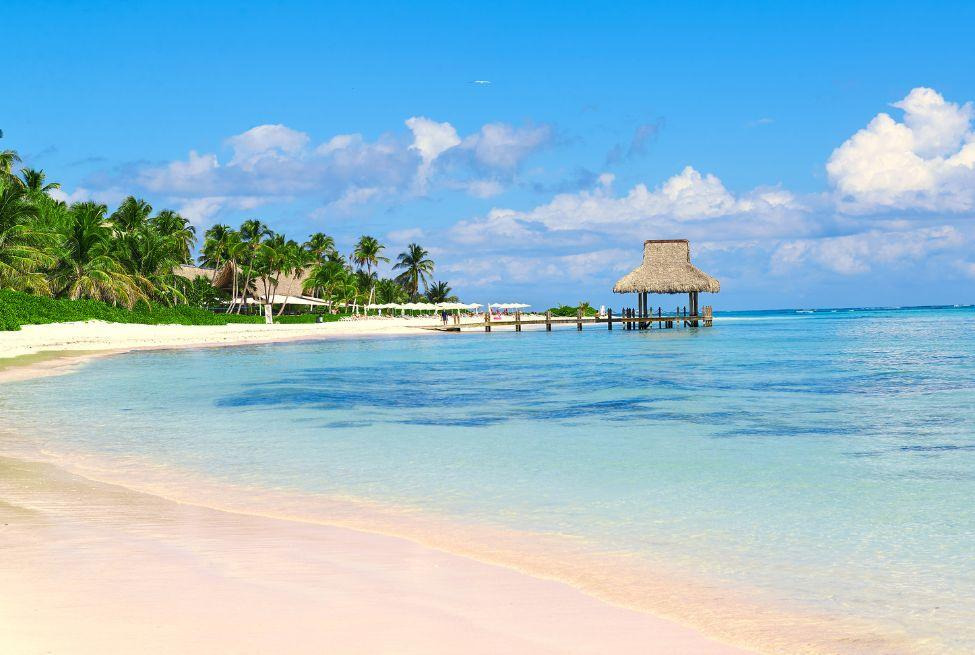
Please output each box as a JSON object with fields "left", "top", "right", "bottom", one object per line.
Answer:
{"left": 547, "top": 303, "right": 598, "bottom": 317}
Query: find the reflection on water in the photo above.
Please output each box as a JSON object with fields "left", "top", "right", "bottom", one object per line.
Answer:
{"left": 2, "top": 306, "right": 974, "bottom": 653}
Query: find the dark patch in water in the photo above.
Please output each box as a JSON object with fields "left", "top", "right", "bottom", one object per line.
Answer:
{"left": 899, "top": 444, "right": 975, "bottom": 453}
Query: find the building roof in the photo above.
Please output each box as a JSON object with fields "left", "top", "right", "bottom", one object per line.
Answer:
{"left": 172, "top": 263, "right": 316, "bottom": 302}
{"left": 612, "top": 239, "right": 720, "bottom": 294}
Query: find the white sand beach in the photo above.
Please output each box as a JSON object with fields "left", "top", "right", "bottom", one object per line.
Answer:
{"left": 0, "top": 317, "right": 439, "bottom": 357}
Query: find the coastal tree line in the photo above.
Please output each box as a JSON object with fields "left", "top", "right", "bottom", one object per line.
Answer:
{"left": 0, "top": 149, "right": 453, "bottom": 312}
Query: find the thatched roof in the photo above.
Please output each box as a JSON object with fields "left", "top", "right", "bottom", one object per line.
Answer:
{"left": 173, "top": 263, "right": 233, "bottom": 287}
{"left": 613, "top": 240, "right": 720, "bottom": 294}
{"left": 251, "top": 267, "right": 314, "bottom": 301}
{"left": 172, "top": 263, "right": 313, "bottom": 301}
{"left": 173, "top": 264, "right": 212, "bottom": 281}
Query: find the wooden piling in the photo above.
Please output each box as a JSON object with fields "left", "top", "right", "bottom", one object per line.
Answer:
{"left": 576, "top": 307, "right": 583, "bottom": 331}
{"left": 515, "top": 310, "right": 522, "bottom": 332}
{"left": 484, "top": 310, "right": 491, "bottom": 332}
{"left": 545, "top": 310, "right": 552, "bottom": 331}
{"left": 607, "top": 308, "right": 613, "bottom": 330}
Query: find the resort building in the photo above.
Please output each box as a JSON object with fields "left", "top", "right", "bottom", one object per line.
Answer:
{"left": 174, "top": 264, "right": 325, "bottom": 307}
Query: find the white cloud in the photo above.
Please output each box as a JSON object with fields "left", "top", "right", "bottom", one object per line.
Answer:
{"left": 48, "top": 186, "right": 127, "bottom": 207}
{"left": 322, "top": 187, "right": 382, "bottom": 214}
{"left": 387, "top": 227, "right": 425, "bottom": 243}
{"left": 138, "top": 150, "right": 221, "bottom": 195}
{"left": 176, "top": 195, "right": 271, "bottom": 225}
{"left": 827, "top": 87, "right": 975, "bottom": 211}
{"left": 405, "top": 116, "right": 461, "bottom": 190}
{"left": 771, "top": 226, "right": 963, "bottom": 275}
{"left": 460, "top": 122, "right": 553, "bottom": 170}
{"left": 450, "top": 165, "right": 804, "bottom": 244}
{"left": 129, "top": 117, "right": 552, "bottom": 222}
{"left": 226, "top": 124, "right": 310, "bottom": 169}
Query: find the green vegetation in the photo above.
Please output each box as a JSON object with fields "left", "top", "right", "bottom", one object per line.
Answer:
{"left": 0, "top": 147, "right": 450, "bottom": 330}
{"left": 0, "top": 289, "right": 348, "bottom": 331}
{"left": 0, "top": 288, "right": 251, "bottom": 331}
{"left": 547, "top": 302, "right": 598, "bottom": 317}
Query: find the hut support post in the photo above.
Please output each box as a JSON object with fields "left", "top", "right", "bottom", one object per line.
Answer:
{"left": 515, "top": 310, "right": 522, "bottom": 332}
{"left": 689, "top": 291, "right": 699, "bottom": 327}
{"left": 545, "top": 310, "right": 552, "bottom": 331}
{"left": 642, "top": 292, "right": 648, "bottom": 329}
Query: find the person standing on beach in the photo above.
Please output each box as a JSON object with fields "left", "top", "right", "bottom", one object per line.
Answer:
{"left": 441, "top": 310, "right": 448, "bottom": 326}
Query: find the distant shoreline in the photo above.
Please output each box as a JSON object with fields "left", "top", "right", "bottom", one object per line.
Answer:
{"left": 0, "top": 318, "right": 460, "bottom": 382}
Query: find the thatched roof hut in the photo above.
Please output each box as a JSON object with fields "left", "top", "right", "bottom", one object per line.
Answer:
{"left": 613, "top": 239, "right": 719, "bottom": 294}
{"left": 173, "top": 263, "right": 318, "bottom": 304}
{"left": 251, "top": 267, "right": 314, "bottom": 301}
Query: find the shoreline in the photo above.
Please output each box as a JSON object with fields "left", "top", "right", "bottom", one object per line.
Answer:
{"left": 0, "top": 449, "right": 753, "bottom": 655}
{"left": 0, "top": 320, "right": 756, "bottom": 654}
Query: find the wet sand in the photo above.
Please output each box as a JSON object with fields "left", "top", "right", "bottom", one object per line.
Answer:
{"left": 0, "top": 454, "right": 750, "bottom": 654}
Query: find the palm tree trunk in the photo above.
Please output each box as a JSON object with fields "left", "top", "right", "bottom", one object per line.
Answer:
{"left": 238, "top": 270, "right": 254, "bottom": 314}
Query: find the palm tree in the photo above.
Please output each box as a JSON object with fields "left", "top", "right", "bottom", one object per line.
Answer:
{"left": 425, "top": 281, "right": 455, "bottom": 303}
{"left": 233, "top": 219, "right": 271, "bottom": 312}
{"left": 351, "top": 235, "right": 388, "bottom": 274}
{"left": 302, "top": 259, "right": 352, "bottom": 310}
{"left": 110, "top": 197, "right": 153, "bottom": 234}
{"left": 0, "top": 182, "right": 58, "bottom": 294}
{"left": 114, "top": 224, "right": 187, "bottom": 305}
{"left": 150, "top": 209, "right": 196, "bottom": 263}
{"left": 393, "top": 243, "right": 434, "bottom": 299}
{"left": 200, "top": 224, "right": 233, "bottom": 279}
{"left": 253, "top": 234, "right": 288, "bottom": 318}
{"left": 0, "top": 150, "right": 22, "bottom": 181}
{"left": 221, "top": 231, "right": 246, "bottom": 309}
{"left": 19, "top": 168, "right": 61, "bottom": 194}
{"left": 51, "top": 201, "right": 144, "bottom": 307}
{"left": 374, "top": 277, "right": 408, "bottom": 304}
{"left": 304, "top": 232, "right": 336, "bottom": 263}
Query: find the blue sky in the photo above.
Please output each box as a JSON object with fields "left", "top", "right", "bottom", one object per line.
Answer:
{"left": 5, "top": 1, "right": 975, "bottom": 309}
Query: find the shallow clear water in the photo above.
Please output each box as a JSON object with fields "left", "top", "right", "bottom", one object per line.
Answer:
{"left": 3, "top": 307, "right": 975, "bottom": 652}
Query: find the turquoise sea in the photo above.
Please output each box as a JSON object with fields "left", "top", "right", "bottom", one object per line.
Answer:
{"left": 2, "top": 306, "right": 974, "bottom": 653}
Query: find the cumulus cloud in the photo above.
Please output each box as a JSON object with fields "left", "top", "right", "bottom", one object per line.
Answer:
{"left": 226, "top": 124, "right": 310, "bottom": 169}
{"left": 771, "top": 226, "right": 963, "bottom": 275}
{"left": 451, "top": 165, "right": 805, "bottom": 245}
{"left": 48, "top": 185, "right": 127, "bottom": 207}
{"left": 127, "top": 116, "right": 553, "bottom": 223}
{"left": 827, "top": 87, "right": 975, "bottom": 212}
{"left": 405, "top": 117, "right": 461, "bottom": 189}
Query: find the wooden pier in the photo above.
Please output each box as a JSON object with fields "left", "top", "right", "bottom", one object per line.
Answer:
{"left": 424, "top": 306, "right": 714, "bottom": 332}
